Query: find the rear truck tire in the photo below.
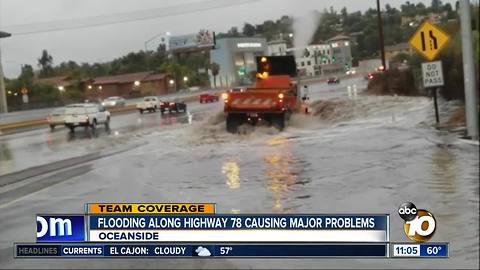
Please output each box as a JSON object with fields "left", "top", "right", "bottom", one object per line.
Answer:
{"left": 91, "top": 119, "right": 97, "bottom": 130}
{"left": 160, "top": 109, "right": 165, "bottom": 114}
{"left": 285, "top": 110, "right": 292, "bottom": 121}
{"left": 49, "top": 124, "right": 55, "bottom": 131}
{"left": 139, "top": 109, "right": 144, "bottom": 114}
{"left": 226, "top": 114, "right": 241, "bottom": 133}
{"left": 180, "top": 104, "right": 187, "bottom": 112}
{"left": 271, "top": 113, "right": 285, "bottom": 131}
{"left": 154, "top": 105, "right": 158, "bottom": 112}
{"left": 69, "top": 126, "right": 75, "bottom": 133}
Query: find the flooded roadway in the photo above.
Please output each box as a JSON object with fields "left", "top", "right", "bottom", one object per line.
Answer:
{"left": 0, "top": 77, "right": 478, "bottom": 269}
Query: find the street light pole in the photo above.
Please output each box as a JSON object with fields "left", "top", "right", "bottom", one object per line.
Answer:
{"left": 459, "top": 0, "right": 479, "bottom": 140}
{"left": 0, "top": 31, "right": 12, "bottom": 113}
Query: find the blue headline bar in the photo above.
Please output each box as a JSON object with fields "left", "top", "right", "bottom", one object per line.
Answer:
{"left": 15, "top": 243, "right": 387, "bottom": 258}
{"left": 89, "top": 215, "right": 388, "bottom": 230}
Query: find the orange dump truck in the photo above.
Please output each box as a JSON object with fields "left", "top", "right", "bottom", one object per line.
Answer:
{"left": 223, "top": 56, "right": 306, "bottom": 133}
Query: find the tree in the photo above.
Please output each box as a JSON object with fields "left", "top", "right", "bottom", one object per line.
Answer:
{"left": 341, "top": 7, "right": 348, "bottom": 20}
{"left": 18, "top": 65, "right": 34, "bottom": 87}
{"left": 242, "top": 23, "right": 256, "bottom": 37}
{"left": 431, "top": 0, "right": 442, "bottom": 12}
{"left": 38, "top": 50, "right": 53, "bottom": 77}
{"left": 227, "top": 27, "right": 241, "bottom": 37}
{"left": 160, "top": 62, "right": 190, "bottom": 91}
{"left": 210, "top": 62, "right": 220, "bottom": 88}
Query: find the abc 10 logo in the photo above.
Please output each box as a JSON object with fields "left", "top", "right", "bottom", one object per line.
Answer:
{"left": 398, "top": 202, "right": 436, "bottom": 242}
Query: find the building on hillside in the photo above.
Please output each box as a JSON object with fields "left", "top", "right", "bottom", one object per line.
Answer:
{"left": 286, "top": 34, "right": 352, "bottom": 76}
{"left": 327, "top": 34, "right": 353, "bottom": 71}
{"left": 210, "top": 37, "right": 267, "bottom": 87}
{"left": 401, "top": 12, "right": 448, "bottom": 27}
{"left": 84, "top": 71, "right": 171, "bottom": 99}
{"left": 267, "top": 40, "right": 288, "bottom": 56}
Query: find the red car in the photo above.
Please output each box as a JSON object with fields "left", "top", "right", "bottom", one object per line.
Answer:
{"left": 199, "top": 93, "right": 219, "bottom": 103}
{"left": 327, "top": 77, "right": 340, "bottom": 84}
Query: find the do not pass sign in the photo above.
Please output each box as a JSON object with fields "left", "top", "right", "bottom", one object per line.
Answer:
{"left": 422, "top": 61, "right": 444, "bottom": 88}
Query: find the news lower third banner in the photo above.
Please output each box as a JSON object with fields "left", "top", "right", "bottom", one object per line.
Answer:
{"left": 16, "top": 203, "right": 451, "bottom": 258}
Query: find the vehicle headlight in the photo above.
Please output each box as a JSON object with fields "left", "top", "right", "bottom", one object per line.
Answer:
{"left": 101, "top": 102, "right": 105, "bottom": 106}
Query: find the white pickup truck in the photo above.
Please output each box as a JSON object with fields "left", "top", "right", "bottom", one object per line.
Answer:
{"left": 64, "top": 103, "right": 110, "bottom": 133}
{"left": 136, "top": 96, "right": 160, "bottom": 114}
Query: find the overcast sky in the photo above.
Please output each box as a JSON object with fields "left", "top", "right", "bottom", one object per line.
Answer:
{"left": 0, "top": 0, "right": 456, "bottom": 78}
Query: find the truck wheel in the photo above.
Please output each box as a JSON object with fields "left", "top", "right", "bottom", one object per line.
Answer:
{"left": 139, "top": 109, "right": 144, "bottom": 114}
{"left": 226, "top": 114, "right": 240, "bottom": 133}
{"left": 160, "top": 109, "right": 164, "bottom": 114}
{"left": 69, "top": 126, "right": 75, "bottom": 133}
{"left": 50, "top": 124, "right": 55, "bottom": 131}
{"left": 271, "top": 113, "right": 285, "bottom": 131}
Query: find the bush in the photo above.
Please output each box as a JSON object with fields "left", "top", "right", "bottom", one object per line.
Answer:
{"left": 31, "top": 84, "right": 62, "bottom": 105}
{"left": 366, "top": 69, "right": 418, "bottom": 96}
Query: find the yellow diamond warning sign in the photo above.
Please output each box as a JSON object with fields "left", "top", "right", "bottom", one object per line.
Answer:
{"left": 409, "top": 21, "right": 450, "bottom": 61}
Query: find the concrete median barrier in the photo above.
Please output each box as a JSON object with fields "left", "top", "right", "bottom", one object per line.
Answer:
{"left": 0, "top": 91, "right": 228, "bottom": 132}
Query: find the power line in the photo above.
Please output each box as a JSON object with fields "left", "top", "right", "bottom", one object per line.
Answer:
{"left": 3, "top": 0, "right": 260, "bottom": 36}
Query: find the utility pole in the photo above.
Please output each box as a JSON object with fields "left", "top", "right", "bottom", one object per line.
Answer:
{"left": 459, "top": 0, "right": 479, "bottom": 140}
{"left": 0, "top": 31, "right": 12, "bottom": 113}
{"left": 376, "top": 0, "right": 386, "bottom": 71}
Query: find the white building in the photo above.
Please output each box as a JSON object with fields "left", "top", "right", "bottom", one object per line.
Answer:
{"left": 267, "top": 40, "right": 288, "bottom": 56}
{"left": 210, "top": 37, "right": 267, "bottom": 87}
{"left": 288, "top": 43, "right": 335, "bottom": 76}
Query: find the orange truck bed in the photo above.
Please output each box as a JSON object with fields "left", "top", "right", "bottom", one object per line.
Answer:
{"left": 224, "top": 75, "right": 298, "bottom": 114}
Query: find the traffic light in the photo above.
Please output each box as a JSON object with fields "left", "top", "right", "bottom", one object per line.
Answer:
{"left": 238, "top": 66, "right": 246, "bottom": 76}
{"left": 332, "top": 56, "right": 336, "bottom": 63}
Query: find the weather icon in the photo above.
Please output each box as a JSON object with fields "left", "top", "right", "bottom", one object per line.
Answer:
{"left": 195, "top": 246, "right": 211, "bottom": 257}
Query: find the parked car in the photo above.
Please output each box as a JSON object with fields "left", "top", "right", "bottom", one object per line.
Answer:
{"left": 160, "top": 99, "right": 187, "bottom": 114}
{"left": 327, "top": 77, "right": 340, "bottom": 84}
{"left": 136, "top": 96, "right": 160, "bottom": 114}
{"left": 102, "top": 96, "right": 126, "bottom": 108}
{"left": 199, "top": 93, "right": 219, "bottom": 103}
{"left": 64, "top": 103, "right": 110, "bottom": 133}
{"left": 46, "top": 107, "right": 65, "bottom": 131}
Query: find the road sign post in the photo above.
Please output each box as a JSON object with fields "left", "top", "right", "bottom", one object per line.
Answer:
{"left": 422, "top": 61, "right": 444, "bottom": 124}
{"left": 410, "top": 22, "right": 450, "bottom": 126}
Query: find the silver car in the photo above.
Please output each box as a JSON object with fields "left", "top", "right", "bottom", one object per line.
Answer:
{"left": 102, "top": 96, "right": 126, "bottom": 108}
{"left": 46, "top": 107, "right": 65, "bottom": 131}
